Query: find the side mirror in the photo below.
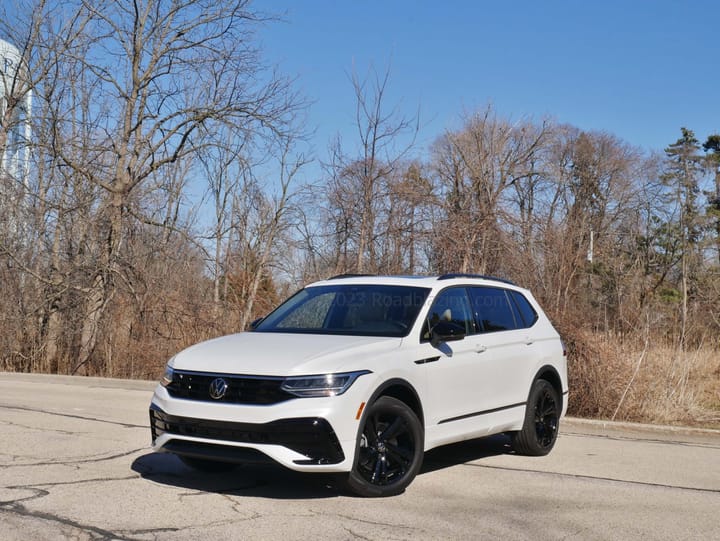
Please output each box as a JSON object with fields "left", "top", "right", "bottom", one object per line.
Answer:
{"left": 430, "top": 321, "right": 466, "bottom": 347}
{"left": 249, "top": 317, "right": 264, "bottom": 330}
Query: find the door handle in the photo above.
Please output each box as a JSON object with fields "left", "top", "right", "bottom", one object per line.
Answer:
{"left": 525, "top": 337, "right": 534, "bottom": 345}
{"left": 475, "top": 344, "right": 487, "bottom": 353}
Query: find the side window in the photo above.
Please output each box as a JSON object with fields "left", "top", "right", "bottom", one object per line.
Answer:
{"left": 510, "top": 290, "right": 538, "bottom": 328}
{"left": 469, "top": 287, "right": 518, "bottom": 333}
{"left": 422, "top": 288, "right": 475, "bottom": 341}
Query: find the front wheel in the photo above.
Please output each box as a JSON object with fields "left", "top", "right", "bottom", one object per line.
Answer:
{"left": 346, "top": 396, "right": 424, "bottom": 497}
{"left": 512, "top": 379, "right": 561, "bottom": 456}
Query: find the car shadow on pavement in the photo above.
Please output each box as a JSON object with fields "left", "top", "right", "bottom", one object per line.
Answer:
{"left": 131, "top": 452, "right": 345, "bottom": 499}
{"left": 420, "top": 433, "right": 513, "bottom": 474}
{"left": 131, "top": 433, "right": 513, "bottom": 499}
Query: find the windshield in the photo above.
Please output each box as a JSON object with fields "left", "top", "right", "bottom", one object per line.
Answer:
{"left": 253, "top": 284, "right": 431, "bottom": 337}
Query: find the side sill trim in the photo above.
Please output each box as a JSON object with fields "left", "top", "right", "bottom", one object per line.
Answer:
{"left": 438, "top": 401, "right": 526, "bottom": 425}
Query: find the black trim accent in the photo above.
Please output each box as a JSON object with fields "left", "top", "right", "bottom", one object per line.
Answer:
{"left": 414, "top": 356, "right": 441, "bottom": 365}
{"left": 150, "top": 406, "right": 344, "bottom": 465}
{"left": 165, "top": 370, "right": 294, "bottom": 405}
{"left": 359, "top": 378, "right": 425, "bottom": 427}
{"left": 437, "top": 273, "right": 516, "bottom": 285}
{"left": 327, "top": 273, "right": 375, "bottom": 280}
{"left": 438, "top": 401, "right": 526, "bottom": 425}
{"left": 164, "top": 440, "right": 275, "bottom": 465}
{"left": 530, "top": 365, "right": 565, "bottom": 412}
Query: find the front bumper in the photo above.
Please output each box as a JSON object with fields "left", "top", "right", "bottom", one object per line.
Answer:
{"left": 150, "top": 405, "right": 344, "bottom": 465}
{"left": 149, "top": 381, "right": 369, "bottom": 472}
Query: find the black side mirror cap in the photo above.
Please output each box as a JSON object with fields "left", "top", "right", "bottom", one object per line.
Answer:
{"left": 430, "top": 321, "right": 466, "bottom": 347}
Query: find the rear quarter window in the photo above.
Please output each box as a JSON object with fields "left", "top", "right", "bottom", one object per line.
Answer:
{"left": 510, "top": 290, "right": 538, "bottom": 328}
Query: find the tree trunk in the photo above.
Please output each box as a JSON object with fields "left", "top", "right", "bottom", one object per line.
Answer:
{"left": 74, "top": 192, "right": 124, "bottom": 375}
{"left": 74, "top": 272, "right": 106, "bottom": 375}
{"left": 43, "top": 307, "right": 62, "bottom": 373}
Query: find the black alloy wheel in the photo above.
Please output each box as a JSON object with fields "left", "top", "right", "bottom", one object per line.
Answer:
{"left": 534, "top": 386, "right": 559, "bottom": 447}
{"left": 512, "top": 379, "right": 561, "bottom": 456}
{"left": 346, "top": 396, "right": 424, "bottom": 497}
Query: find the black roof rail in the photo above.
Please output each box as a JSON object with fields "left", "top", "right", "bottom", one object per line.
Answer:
{"left": 327, "top": 273, "right": 376, "bottom": 280}
{"left": 437, "top": 273, "right": 516, "bottom": 285}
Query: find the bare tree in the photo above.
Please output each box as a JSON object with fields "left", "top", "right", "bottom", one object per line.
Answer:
{"left": 45, "top": 0, "right": 299, "bottom": 373}
{"left": 324, "top": 64, "right": 418, "bottom": 273}
{"left": 0, "top": 0, "right": 300, "bottom": 375}
{"left": 379, "top": 161, "right": 435, "bottom": 273}
{"left": 430, "top": 107, "right": 548, "bottom": 274}
{"left": 233, "top": 132, "right": 309, "bottom": 329}
{"left": 196, "top": 124, "right": 251, "bottom": 312}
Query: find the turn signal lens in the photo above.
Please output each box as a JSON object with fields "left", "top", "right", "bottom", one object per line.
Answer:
{"left": 160, "top": 365, "right": 174, "bottom": 387}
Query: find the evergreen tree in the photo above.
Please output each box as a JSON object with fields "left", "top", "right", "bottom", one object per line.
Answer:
{"left": 662, "top": 128, "right": 704, "bottom": 346}
{"left": 703, "top": 134, "right": 720, "bottom": 264}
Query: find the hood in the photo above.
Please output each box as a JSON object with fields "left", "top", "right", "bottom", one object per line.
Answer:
{"left": 170, "top": 331, "right": 401, "bottom": 376}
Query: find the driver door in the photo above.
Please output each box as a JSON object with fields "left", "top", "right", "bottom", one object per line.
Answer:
{"left": 420, "top": 287, "right": 484, "bottom": 426}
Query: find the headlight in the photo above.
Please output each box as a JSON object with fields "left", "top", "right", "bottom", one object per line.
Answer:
{"left": 281, "top": 370, "right": 370, "bottom": 398}
{"left": 160, "top": 365, "right": 175, "bottom": 387}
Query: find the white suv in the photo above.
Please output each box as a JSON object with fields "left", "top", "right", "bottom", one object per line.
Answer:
{"left": 149, "top": 274, "right": 568, "bottom": 496}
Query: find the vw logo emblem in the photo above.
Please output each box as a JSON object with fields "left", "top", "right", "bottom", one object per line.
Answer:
{"left": 208, "top": 378, "right": 228, "bottom": 400}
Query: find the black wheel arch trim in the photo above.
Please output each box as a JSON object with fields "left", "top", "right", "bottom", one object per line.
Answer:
{"left": 351, "top": 378, "right": 425, "bottom": 469}
{"left": 530, "top": 365, "right": 565, "bottom": 409}
{"left": 362, "top": 378, "right": 425, "bottom": 426}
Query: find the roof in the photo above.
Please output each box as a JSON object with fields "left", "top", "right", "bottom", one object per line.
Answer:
{"left": 309, "top": 274, "right": 521, "bottom": 290}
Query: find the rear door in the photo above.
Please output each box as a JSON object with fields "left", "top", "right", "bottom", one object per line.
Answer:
{"left": 467, "top": 286, "right": 536, "bottom": 411}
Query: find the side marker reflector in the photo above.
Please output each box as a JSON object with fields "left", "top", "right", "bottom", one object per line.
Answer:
{"left": 355, "top": 402, "right": 366, "bottom": 420}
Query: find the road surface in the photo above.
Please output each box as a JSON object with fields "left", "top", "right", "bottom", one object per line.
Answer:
{"left": 1, "top": 372, "right": 719, "bottom": 540}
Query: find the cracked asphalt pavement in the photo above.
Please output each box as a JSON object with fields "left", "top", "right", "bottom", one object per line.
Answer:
{"left": 1, "top": 372, "right": 719, "bottom": 540}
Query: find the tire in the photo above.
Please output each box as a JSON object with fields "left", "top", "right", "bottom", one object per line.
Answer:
{"left": 512, "top": 379, "right": 561, "bottom": 456}
{"left": 179, "top": 455, "right": 236, "bottom": 473}
{"left": 346, "top": 396, "right": 424, "bottom": 497}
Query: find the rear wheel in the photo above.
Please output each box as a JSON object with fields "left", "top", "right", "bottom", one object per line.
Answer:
{"left": 346, "top": 396, "right": 424, "bottom": 497}
{"left": 512, "top": 379, "right": 561, "bottom": 456}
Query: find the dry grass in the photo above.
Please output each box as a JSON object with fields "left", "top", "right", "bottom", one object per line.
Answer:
{"left": 566, "top": 328, "right": 720, "bottom": 428}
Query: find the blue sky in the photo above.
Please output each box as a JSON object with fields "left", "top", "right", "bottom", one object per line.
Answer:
{"left": 260, "top": 0, "right": 719, "bottom": 167}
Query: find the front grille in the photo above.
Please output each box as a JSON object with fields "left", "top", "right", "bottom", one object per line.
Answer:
{"left": 166, "top": 370, "right": 294, "bottom": 405}
{"left": 150, "top": 406, "right": 345, "bottom": 465}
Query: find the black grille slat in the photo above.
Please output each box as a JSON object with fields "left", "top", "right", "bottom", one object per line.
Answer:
{"left": 166, "top": 370, "right": 294, "bottom": 405}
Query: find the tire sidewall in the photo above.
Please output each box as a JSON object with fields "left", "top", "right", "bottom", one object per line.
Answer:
{"left": 520, "top": 379, "right": 561, "bottom": 455}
